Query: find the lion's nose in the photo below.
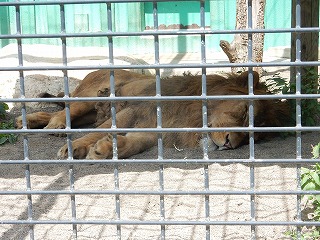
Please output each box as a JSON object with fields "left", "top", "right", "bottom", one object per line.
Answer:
{"left": 224, "top": 134, "right": 233, "bottom": 149}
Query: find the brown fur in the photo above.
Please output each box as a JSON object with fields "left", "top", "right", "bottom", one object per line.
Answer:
{"left": 16, "top": 70, "right": 290, "bottom": 159}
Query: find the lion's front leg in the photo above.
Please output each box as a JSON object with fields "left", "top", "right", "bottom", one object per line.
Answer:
{"left": 45, "top": 101, "right": 96, "bottom": 134}
{"left": 16, "top": 112, "right": 54, "bottom": 129}
{"left": 86, "top": 132, "right": 157, "bottom": 159}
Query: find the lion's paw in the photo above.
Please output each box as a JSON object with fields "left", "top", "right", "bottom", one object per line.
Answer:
{"left": 45, "top": 121, "right": 66, "bottom": 130}
{"left": 15, "top": 116, "right": 24, "bottom": 129}
{"left": 57, "top": 142, "right": 89, "bottom": 159}
{"left": 44, "top": 119, "right": 67, "bottom": 136}
{"left": 86, "top": 135, "right": 113, "bottom": 159}
{"left": 15, "top": 114, "right": 40, "bottom": 129}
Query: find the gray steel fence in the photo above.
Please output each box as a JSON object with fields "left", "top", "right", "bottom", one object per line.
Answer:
{"left": 0, "top": 0, "right": 320, "bottom": 239}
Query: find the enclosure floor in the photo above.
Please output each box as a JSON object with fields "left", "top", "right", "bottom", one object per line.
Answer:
{"left": 0, "top": 131, "right": 318, "bottom": 239}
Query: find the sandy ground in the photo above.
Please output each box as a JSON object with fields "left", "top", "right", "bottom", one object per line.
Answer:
{"left": 0, "top": 44, "right": 319, "bottom": 239}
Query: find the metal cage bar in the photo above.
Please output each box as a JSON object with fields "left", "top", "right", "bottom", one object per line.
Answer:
{"left": 294, "top": 1, "right": 303, "bottom": 239}
{"left": 246, "top": 1, "right": 256, "bottom": 239}
{"left": 1, "top": 61, "right": 320, "bottom": 72}
{"left": 14, "top": 4, "right": 35, "bottom": 240}
{"left": 104, "top": 2, "right": 122, "bottom": 239}
{"left": 152, "top": 2, "right": 166, "bottom": 239}
{"left": 59, "top": 3, "right": 79, "bottom": 239}
{"left": 199, "top": 1, "right": 211, "bottom": 239}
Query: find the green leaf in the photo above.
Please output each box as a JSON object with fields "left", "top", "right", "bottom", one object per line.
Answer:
{"left": 302, "top": 167, "right": 311, "bottom": 174}
{"left": 0, "top": 103, "right": 8, "bottom": 111}
{"left": 0, "top": 136, "right": 8, "bottom": 145}
{"left": 0, "top": 120, "right": 18, "bottom": 145}
{"left": 8, "top": 134, "right": 17, "bottom": 144}
{"left": 301, "top": 174, "right": 310, "bottom": 187}
{"left": 312, "top": 143, "right": 320, "bottom": 159}
{"left": 302, "top": 180, "right": 316, "bottom": 191}
{"left": 315, "top": 195, "right": 320, "bottom": 205}
{"left": 309, "top": 171, "right": 320, "bottom": 188}
{"left": 8, "top": 135, "right": 14, "bottom": 144}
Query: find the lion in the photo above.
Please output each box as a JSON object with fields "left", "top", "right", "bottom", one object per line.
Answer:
{"left": 16, "top": 69, "right": 290, "bottom": 159}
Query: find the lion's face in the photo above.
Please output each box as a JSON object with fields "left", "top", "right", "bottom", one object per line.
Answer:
{"left": 207, "top": 100, "right": 262, "bottom": 150}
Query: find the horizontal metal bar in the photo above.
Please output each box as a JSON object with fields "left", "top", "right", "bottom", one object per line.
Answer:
{"left": 1, "top": 94, "right": 320, "bottom": 104}
{"left": 9, "top": 95, "right": 296, "bottom": 103}
{"left": 0, "top": 158, "right": 318, "bottom": 165}
{"left": 0, "top": 219, "right": 319, "bottom": 227}
{"left": 0, "top": 0, "right": 206, "bottom": 7}
{"left": 1, "top": 189, "right": 320, "bottom": 196}
{"left": 0, "top": 27, "right": 319, "bottom": 40}
{"left": 0, "top": 61, "right": 319, "bottom": 72}
{"left": 1, "top": 126, "right": 319, "bottom": 135}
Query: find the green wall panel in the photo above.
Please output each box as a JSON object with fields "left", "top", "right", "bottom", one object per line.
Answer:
{"left": 113, "top": 3, "right": 144, "bottom": 32}
{"left": 0, "top": 0, "right": 312, "bottom": 54}
{"left": 0, "top": 0, "right": 10, "bottom": 47}
{"left": 264, "top": 0, "right": 291, "bottom": 50}
{"left": 144, "top": 1, "right": 211, "bottom": 29}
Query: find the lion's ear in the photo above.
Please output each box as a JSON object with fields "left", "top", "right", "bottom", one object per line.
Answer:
{"left": 238, "top": 71, "right": 259, "bottom": 88}
{"left": 226, "top": 101, "right": 250, "bottom": 127}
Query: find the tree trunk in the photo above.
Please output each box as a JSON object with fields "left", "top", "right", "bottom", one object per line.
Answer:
{"left": 291, "top": 0, "right": 319, "bottom": 89}
{"left": 220, "top": 0, "right": 265, "bottom": 74}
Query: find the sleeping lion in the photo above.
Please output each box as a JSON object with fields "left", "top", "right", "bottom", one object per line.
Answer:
{"left": 16, "top": 69, "right": 290, "bottom": 159}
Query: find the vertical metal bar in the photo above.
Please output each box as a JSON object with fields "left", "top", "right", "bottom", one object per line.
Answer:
{"left": 247, "top": 1, "right": 256, "bottom": 239}
{"left": 200, "top": 1, "right": 210, "bottom": 239}
{"left": 294, "top": 1, "right": 302, "bottom": 239}
{"left": 60, "top": 4, "right": 77, "bottom": 239}
{"left": 15, "top": 4, "right": 34, "bottom": 240}
{"left": 107, "top": 3, "right": 121, "bottom": 239}
{"left": 153, "top": 2, "right": 165, "bottom": 239}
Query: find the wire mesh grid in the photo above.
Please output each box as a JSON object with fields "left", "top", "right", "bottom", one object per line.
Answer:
{"left": 0, "top": 0, "right": 320, "bottom": 239}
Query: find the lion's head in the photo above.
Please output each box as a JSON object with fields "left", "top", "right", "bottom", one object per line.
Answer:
{"left": 206, "top": 71, "right": 290, "bottom": 150}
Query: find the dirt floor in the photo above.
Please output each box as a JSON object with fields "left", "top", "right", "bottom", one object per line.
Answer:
{"left": 0, "top": 123, "right": 319, "bottom": 239}
{"left": 1, "top": 44, "right": 320, "bottom": 239}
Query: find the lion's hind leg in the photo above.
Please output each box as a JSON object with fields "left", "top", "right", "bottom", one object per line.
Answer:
{"left": 86, "top": 132, "right": 157, "bottom": 159}
{"left": 94, "top": 87, "right": 127, "bottom": 127}
{"left": 95, "top": 88, "right": 111, "bottom": 126}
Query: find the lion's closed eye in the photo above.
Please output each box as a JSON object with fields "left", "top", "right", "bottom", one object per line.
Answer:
{"left": 94, "top": 150, "right": 102, "bottom": 156}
